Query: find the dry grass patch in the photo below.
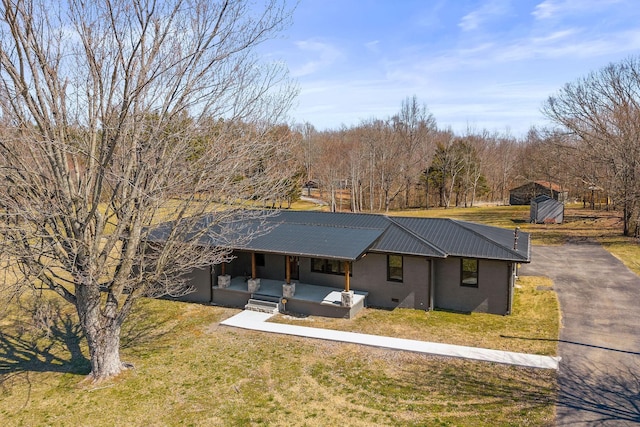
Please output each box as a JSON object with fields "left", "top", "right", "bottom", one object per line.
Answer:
{"left": 600, "top": 235, "right": 640, "bottom": 276}
{"left": 0, "top": 296, "right": 556, "bottom": 426}
{"left": 390, "top": 205, "right": 530, "bottom": 229}
{"left": 272, "top": 276, "right": 559, "bottom": 356}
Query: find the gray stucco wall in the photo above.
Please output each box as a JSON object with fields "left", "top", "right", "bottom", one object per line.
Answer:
{"left": 434, "top": 257, "right": 510, "bottom": 314}
{"left": 350, "top": 253, "right": 430, "bottom": 310}
{"left": 177, "top": 266, "right": 212, "bottom": 303}
{"left": 299, "top": 257, "right": 346, "bottom": 288}
{"left": 183, "top": 249, "right": 511, "bottom": 315}
{"left": 223, "top": 251, "right": 285, "bottom": 279}
{"left": 215, "top": 251, "right": 431, "bottom": 311}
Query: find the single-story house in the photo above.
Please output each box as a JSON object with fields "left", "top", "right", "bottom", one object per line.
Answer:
{"left": 509, "top": 181, "right": 568, "bottom": 205}
{"left": 150, "top": 211, "right": 530, "bottom": 318}
{"left": 530, "top": 195, "right": 564, "bottom": 224}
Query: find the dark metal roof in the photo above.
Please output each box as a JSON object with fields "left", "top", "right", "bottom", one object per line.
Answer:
{"left": 388, "top": 217, "right": 529, "bottom": 262}
{"left": 148, "top": 210, "right": 530, "bottom": 262}
{"left": 235, "top": 223, "right": 384, "bottom": 260}
{"left": 370, "top": 218, "right": 447, "bottom": 258}
{"left": 236, "top": 211, "right": 387, "bottom": 260}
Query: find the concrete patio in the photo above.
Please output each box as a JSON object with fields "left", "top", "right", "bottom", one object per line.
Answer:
{"left": 212, "top": 276, "right": 368, "bottom": 318}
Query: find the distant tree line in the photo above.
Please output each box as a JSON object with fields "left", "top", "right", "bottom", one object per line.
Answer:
{"left": 291, "top": 97, "right": 569, "bottom": 213}
{"left": 289, "top": 56, "right": 640, "bottom": 238}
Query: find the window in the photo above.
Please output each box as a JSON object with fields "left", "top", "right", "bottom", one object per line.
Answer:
{"left": 311, "top": 258, "right": 352, "bottom": 276}
{"left": 387, "top": 255, "right": 403, "bottom": 282}
{"left": 255, "top": 253, "right": 265, "bottom": 267}
{"left": 461, "top": 258, "right": 478, "bottom": 287}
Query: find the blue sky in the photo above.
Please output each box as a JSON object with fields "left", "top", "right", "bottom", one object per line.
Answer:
{"left": 261, "top": 0, "right": 640, "bottom": 137}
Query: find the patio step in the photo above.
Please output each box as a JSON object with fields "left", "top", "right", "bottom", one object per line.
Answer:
{"left": 245, "top": 298, "right": 280, "bottom": 314}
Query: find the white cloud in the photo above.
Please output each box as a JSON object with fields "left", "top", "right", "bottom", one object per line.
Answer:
{"left": 459, "top": 0, "right": 510, "bottom": 31}
{"left": 364, "top": 40, "right": 380, "bottom": 54}
{"left": 290, "top": 40, "right": 342, "bottom": 77}
{"left": 533, "top": 0, "right": 625, "bottom": 20}
{"left": 531, "top": 29, "right": 578, "bottom": 44}
{"left": 391, "top": 24, "right": 640, "bottom": 76}
{"left": 495, "top": 28, "right": 640, "bottom": 62}
{"left": 532, "top": 0, "right": 562, "bottom": 19}
{"left": 286, "top": 0, "right": 640, "bottom": 135}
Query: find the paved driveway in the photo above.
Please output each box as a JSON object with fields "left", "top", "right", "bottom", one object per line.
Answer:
{"left": 520, "top": 243, "right": 640, "bottom": 426}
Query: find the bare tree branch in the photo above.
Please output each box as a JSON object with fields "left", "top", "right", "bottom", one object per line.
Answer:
{"left": 0, "top": 0, "right": 297, "bottom": 381}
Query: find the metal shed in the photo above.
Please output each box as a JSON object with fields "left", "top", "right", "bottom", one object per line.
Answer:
{"left": 530, "top": 195, "right": 564, "bottom": 224}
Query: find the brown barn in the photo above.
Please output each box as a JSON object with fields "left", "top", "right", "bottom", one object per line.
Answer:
{"left": 509, "top": 181, "right": 568, "bottom": 206}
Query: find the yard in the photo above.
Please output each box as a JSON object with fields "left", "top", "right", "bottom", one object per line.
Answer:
{"left": 2, "top": 203, "right": 636, "bottom": 426}
{"left": 0, "top": 290, "right": 556, "bottom": 426}
{"left": 272, "top": 276, "right": 558, "bottom": 356}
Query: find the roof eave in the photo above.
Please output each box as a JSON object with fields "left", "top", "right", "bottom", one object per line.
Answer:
{"left": 369, "top": 249, "right": 447, "bottom": 259}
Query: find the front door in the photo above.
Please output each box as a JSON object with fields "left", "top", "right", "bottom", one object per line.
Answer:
{"left": 287, "top": 256, "right": 300, "bottom": 281}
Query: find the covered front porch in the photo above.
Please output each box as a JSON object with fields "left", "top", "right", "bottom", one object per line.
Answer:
{"left": 212, "top": 276, "right": 368, "bottom": 319}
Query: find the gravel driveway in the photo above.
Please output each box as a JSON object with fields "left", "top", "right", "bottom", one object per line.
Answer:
{"left": 519, "top": 243, "right": 640, "bottom": 426}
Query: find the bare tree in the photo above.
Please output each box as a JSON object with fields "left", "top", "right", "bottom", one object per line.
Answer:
{"left": 427, "top": 130, "right": 465, "bottom": 208}
{"left": 0, "top": 0, "right": 297, "bottom": 381}
{"left": 391, "top": 96, "right": 437, "bottom": 209}
{"left": 543, "top": 56, "right": 640, "bottom": 236}
{"left": 294, "top": 121, "right": 318, "bottom": 196}
{"left": 495, "top": 134, "right": 519, "bottom": 204}
{"left": 357, "top": 118, "right": 387, "bottom": 212}
{"left": 456, "top": 136, "right": 481, "bottom": 207}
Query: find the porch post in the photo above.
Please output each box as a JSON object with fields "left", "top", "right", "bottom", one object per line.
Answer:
{"left": 341, "top": 261, "right": 354, "bottom": 308}
{"left": 285, "top": 255, "right": 291, "bottom": 284}
{"left": 282, "top": 255, "right": 296, "bottom": 298}
{"left": 344, "top": 261, "right": 350, "bottom": 292}
{"left": 217, "top": 261, "right": 231, "bottom": 289}
{"left": 251, "top": 252, "right": 256, "bottom": 279}
{"left": 248, "top": 253, "right": 260, "bottom": 292}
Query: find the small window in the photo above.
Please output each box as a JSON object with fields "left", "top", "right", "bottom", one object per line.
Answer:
{"left": 311, "top": 258, "right": 352, "bottom": 276}
{"left": 327, "top": 259, "right": 340, "bottom": 274}
{"left": 387, "top": 255, "right": 403, "bottom": 282}
{"left": 312, "top": 258, "right": 324, "bottom": 272}
{"left": 255, "top": 253, "right": 265, "bottom": 267}
{"left": 461, "top": 258, "right": 478, "bottom": 287}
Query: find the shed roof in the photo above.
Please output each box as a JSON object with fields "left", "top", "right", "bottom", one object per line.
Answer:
{"left": 532, "top": 194, "right": 563, "bottom": 205}
{"left": 148, "top": 210, "right": 530, "bottom": 262}
{"left": 510, "top": 181, "right": 565, "bottom": 193}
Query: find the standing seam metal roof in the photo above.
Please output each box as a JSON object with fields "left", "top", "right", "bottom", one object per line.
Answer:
{"left": 389, "top": 217, "right": 529, "bottom": 262}
{"left": 148, "top": 210, "right": 530, "bottom": 262}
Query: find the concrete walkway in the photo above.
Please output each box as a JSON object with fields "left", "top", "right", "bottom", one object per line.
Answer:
{"left": 220, "top": 310, "right": 560, "bottom": 370}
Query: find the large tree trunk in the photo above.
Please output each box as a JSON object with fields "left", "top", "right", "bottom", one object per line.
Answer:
{"left": 623, "top": 204, "right": 631, "bottom": 237}
{"left": 85, "top": 322, "right": 125, "bottom": 381}
{"left": 75, "top": 277, "right": 127, "bottom": 381}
